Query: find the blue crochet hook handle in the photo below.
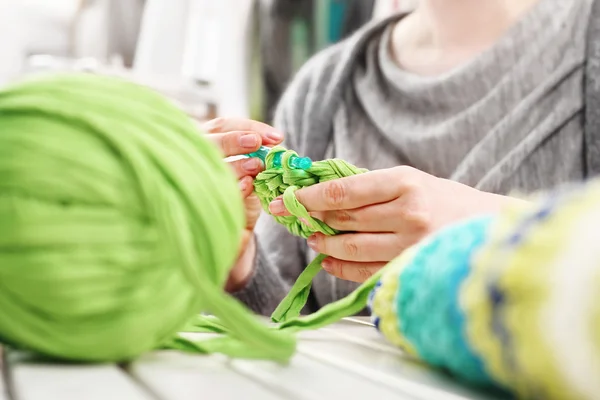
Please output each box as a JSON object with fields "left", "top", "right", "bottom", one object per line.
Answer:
{"left": 246, "top": 146, "right": 312, "bottom": 170}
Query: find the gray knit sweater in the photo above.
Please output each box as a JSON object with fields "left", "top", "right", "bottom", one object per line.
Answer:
{"left": 235, "top": 0, "right": 600, "bottom": 315}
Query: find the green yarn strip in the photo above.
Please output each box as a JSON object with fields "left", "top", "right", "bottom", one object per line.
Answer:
{"left": 187, "top": 145, "right": 378, "bottom": 345}
{"left": 278, "top": 269, "right": 384, "bottom": 333}
{"left": 181, "top": 144, "right": 379, "bottom": 355}
{"left": 271, "top": 254, "right": 327, "bottom": 322}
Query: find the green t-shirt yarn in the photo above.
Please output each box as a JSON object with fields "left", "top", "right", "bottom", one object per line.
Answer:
{"left": 252, "top": 147, "right": 387, "bottom": 329}
{"left": 0, "top": 73, "right": 294, "bottom": 363}
{"left": 0, "top": 72, "right": 387, "bottom": 365}
{"left": 175, "top": 145, "right": 387, "bottom": 353}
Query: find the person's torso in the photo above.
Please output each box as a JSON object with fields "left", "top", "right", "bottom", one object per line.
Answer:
{"left": 308, "top": 0, "right": 593, "bottom": 309}
{"left": 343, "top": 0, "right": 590, "bottom": 194}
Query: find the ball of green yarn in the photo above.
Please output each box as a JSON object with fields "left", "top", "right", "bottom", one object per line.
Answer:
{"left": 0, "top": 73, "right": 246, "bottom": 362}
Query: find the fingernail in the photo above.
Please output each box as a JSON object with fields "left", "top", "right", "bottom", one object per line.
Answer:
{"left": 269, "top": 198, "right": 286, "bottom": 214}
{"left": 240, "top": 134, "right": 259, "bottom": 149}
{"left": 239, "top": 179, "right": 248, "bottom": 192}
{"left": 266, "top": 131, "right": 283, "bottom": 142}
{"left": 321, "top": 258, "right": 331, "bottom": 271}
{"left": 242, "top": 158, "right": 260, "bottom": 172}
{"left": 307, "top": 235, "right": 318, "bottom": 250}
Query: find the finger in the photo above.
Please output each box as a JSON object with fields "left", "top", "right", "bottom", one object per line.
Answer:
{"left": 228, "top": 157, "right": 264, "bottom": 179}
{"left": 203, "top": 117, "right": 284, "bottom": 145}
{"left": 317, "top": 201, "right": 406, "bottom": 232}
{"left": 268, "top": 197, "right": 288, "bottom": 215}
{"left": 244, "top": 193, "right": 262, "bottom": 229}
{"left": 307, "top": 232, "right": 406, "bottom": 262}
{"left": 205, "top": 131, "right": 261, "bottom": 157}
{"left": 238, "top": 176, "right": 255, "bottom": 198}
{"left": 286, "top": 169, "right": 402, "bottom": 213}
{"left": 268, "top": 201, "right": 400, "bottom": 232}
{"left": 321, "top": 257, "right": 387, "bottom": 283}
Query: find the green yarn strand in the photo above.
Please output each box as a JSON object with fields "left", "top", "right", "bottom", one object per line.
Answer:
{"left": 271, "top": 254, "right": 327, "bottom": 323}
{"left": 278, "top": 269, "right": 384, "bottom": 333}
{"left": 282, "top": 186, "right": 337, "bottom": 237}
{"left": 188, "top": 146, "right": 374, "bottom": 339}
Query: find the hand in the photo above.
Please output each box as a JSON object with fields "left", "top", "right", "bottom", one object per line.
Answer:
{"left": 268, "top": 166, "right": 522, "bottom": 283}
{"left": 202, "top": 117, "right": 284, "bottom": 291}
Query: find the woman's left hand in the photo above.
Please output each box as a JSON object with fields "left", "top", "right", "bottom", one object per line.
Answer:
{"left": 268, "top": 166, "right": 522, "bottom": 283}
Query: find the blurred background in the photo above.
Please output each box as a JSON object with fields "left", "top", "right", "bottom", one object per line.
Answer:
{"left": 0, "top": 0, "right": 417, "bottom": 124}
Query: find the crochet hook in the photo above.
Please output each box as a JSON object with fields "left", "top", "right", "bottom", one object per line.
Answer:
{"left": 246, "top": 146, "right": 313, "bottom": 170}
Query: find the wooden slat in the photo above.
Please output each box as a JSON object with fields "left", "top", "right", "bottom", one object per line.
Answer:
{"left": 129, "top": 352, "right": 288, "bottom": 400}
{"left": 131, "top": 349, "right": 402, "bottom": 400}
{"left": 2, "top": 319, "right": 507, "bottom": 400}
{"left": 7, "top": 351, "right": 152, "bottom": 400}
{"left": 297, "top": 321, "right": 508, "bottom": 400}
{"left": 130, "top": 319, "right": 503, "bottom": 400}
{"left": 0, "top": 347, "right": 9, "bottom": 400}
{"left": 228, "top": 353, "right": 405, "bottom": 400}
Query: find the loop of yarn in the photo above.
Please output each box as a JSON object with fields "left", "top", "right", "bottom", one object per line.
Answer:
{"left": 0, "top": 73, "right": 295, "bottom": 362}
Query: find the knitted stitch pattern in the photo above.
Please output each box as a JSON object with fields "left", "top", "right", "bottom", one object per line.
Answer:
{"left": 369, "top": 180, "right": 600, "bottom": 400}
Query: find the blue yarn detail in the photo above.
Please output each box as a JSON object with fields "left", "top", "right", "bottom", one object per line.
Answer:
{"left": 367, "top": 280, "right": 382, "bottom": 330}
{"left": 484, "top": 191, "right": 562, "bottom": 381}
{"left": 396, "top": 215, "right": 494, "bottom": 386}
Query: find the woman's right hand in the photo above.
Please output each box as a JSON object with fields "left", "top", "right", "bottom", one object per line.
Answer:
{"left": 202, "top": 117, "right": 284, "bottom": 291}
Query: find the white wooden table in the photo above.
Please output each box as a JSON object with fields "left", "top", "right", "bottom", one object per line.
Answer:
{"left": 0, "top": 318, "right": 508, "bottom": 400}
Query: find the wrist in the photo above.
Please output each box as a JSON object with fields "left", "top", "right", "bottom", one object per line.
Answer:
{"left": 478, "top": 190, "right": 530, "bottom": 214}
{"left": 225, "top": 234, "right": 257, "bottom": 293}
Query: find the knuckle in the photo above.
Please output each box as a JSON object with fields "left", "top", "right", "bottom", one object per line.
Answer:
{"left": 357, "top": 267, "right": 372, "bottom": 282}
{"left": 402, "top": 180, "right": 420, "bottom": 193}
{"left": 323, "top": 180, "right": 347, "bottom": 208}
{"left": 393, "top": 166, "right": 420, "bottom": 190}
{"left": 342, "top": 236, "right": 360, "bottom": 258}
{"left": 328, "top": 258, "right": 345, "bottom": 280}
{"left": 222, "top": 132, "right": 239, "bottom": 153}
{"left": 334, "top": 210, "right": 353, "bottom": 225}
{"left": 401, "top": 178, "right": 421, "bottom": 193}
{"left": 203, "top": 117, "right": 227, "bottom": 133}
{"left": 400, "top": 207, "right": 432, "bottom": 235}
{"left": 393, "top": 165, "right": 416, "bottom": 176}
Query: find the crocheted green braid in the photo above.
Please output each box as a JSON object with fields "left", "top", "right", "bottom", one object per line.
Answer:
{"left": 253, "top": 146, "right": 369, "bottom": 323}
{"left": 185, "top": 145, "right": 383, "bottom": 352}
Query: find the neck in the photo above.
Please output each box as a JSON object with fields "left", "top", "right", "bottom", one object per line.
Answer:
{"left": 391, "top": 0, "right": 541, "bottom": 75}
{"left": 417, "top": 0, "right": 539, "bottom": 48}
